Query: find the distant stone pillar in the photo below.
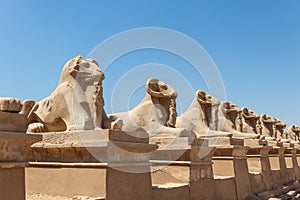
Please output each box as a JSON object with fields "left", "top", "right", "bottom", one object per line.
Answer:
{"left": 232, "top": 147, "right": 252, "bottom": 200}
{"left": 291, "top": 149, "right": 300, "bottom": 181}
{"left": 188, "top": 144, "right": 216, "bottom": 200}
{"left": 259, "top": 147, "right": 273, "bottom": 189}
{"left": 0, "top": 132, "right": 41, "bottom": 200}
{"left": 105, "top": 130, "right": 157, "bottom": 200}
{"left": 278, "top": 147, "right": 288, "bottom": 183}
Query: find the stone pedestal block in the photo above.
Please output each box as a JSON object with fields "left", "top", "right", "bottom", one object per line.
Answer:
{"left": 189, "top": 145, "right": 216, "bottom": 200}
{"left": 0, "top": 112, "right": 27, "bottom": 132}
{"left": 243, "top": 138, "right": 266, "bottom": 147}
{"left": 278, "top": 148, "right": 288, "bottom": 183}
{"left": 259, "top": 147, "right": 273, "bottom": 190}
{"left": 205, "top": 136, "right": 244, "bottom": 147}
{"left": 0, "top": 132, "right": 41, "bottom": 200}
{"left": 291, "top": 149, "right": 300, "bottom": 181}
{"left": 104, "top": 130, "right": 157, "bottom": 200}
{"left": 28, "top": 129, "right": 157, "bottom": 200}
{"left": 232, "top": 147, "right": 252, "bottom": 200}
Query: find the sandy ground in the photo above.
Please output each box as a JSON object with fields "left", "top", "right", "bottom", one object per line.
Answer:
{"left": 26, "top": 193, "right": 71, "bottom": 200}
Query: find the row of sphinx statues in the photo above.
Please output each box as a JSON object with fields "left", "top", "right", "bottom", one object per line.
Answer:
{"left": 0, "top": 55, "right": 299, "bottom": 144}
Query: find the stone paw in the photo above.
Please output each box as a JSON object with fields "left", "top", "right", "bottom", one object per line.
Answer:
{"left": 27, "top": 123, "right": 46, "bottom": 133}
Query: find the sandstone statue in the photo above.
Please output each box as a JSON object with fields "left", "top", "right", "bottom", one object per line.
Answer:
{"left": 240, "top": 107, "right": 261, "bottom": 134}
{"left": 176, "top": 90, "right": 231, "bottom": 138}
{"left": 287, "top": 125, "right": 300, "bottom": 142}
{"left": 217, "top": 102, "right": 262, "bottom": 139}
{"left": 273, "top": 118, "right": 289, "bottom": 142}
{"left": 260, "top": 114, "right": 277, "bottom": 139}
{"left": 256, "top": 119, "right": 263, "bottom": 135}
{"left": 109, "top": 78, "right": 193, "bottom": 137}
{"left": 0, "top": 97, "right": 35, "bottom": 132}
{"left": 27, "top": 55, "right": 113, "bottom": 133}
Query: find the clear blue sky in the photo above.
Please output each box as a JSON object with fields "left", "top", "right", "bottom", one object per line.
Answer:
{"left": 0, "top": 1, "right": 299, "bottom": 127}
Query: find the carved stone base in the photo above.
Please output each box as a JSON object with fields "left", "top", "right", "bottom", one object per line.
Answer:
{"left": 265, "top": 139, "right": 279, "bottom": 147}
{"left": 202, "top": 137, "right": 243, "bottom": 147}
{"left": 28, "top": 129, "right": 157, "bottom": 200}
{"left": 0, "top": 112, "right": 27, "bottom": 132}
{"left": 0, "top": 131, "right": 41, "bottom": 200}
{"left": 243, "top": 138, "right": 266, "bottom": 147}
{"left": 29, "top": 130, "right": 157, "bottom": 162}
{"left": 0, "top": 132, "right": 41, "bottom": 162}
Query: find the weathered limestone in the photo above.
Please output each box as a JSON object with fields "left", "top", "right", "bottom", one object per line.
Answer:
{"left": 2, "top": 55, "right": 300, "bottom": 200}
{"left": 29, "top": 130, "right": 152, "bottom": 162}
{"left": 290, "top": 149, "right": 300, "bottom": 180}
{"left": 259, "top": 114, "right": 283, "bottom": 147}
{"left": 217, "top": 102, "right": 262, "bottom": 139}
{"left": 287, "top": 125, "right": 300, "bottom": 142}
{"left": 176, "top": 91, "right": 268, "bottom": 147}
{"left": 0, "top": 131, "right": 41, "bottom": 200}
{"left": 0, "top": 111, "right": 27, "bottom": 132}
{"left": 274, "top": 119, "right": 289, "bottom": 143}
{"left": 257, "top": 147, "right": 273, "bottom": 189}
{"left": 105, "top": 133, "right": 157, "bottom": 200}
{"left": 176, "top": 90, "right": 231, "bottom": 138}
{"left": 278, "top": 148, "right": 289, "bottom": 183}
{"left": 109, "top": 78, "right": 194, "bottom": 139}
{"left": 188, "top": 144, "right": 217, "bottom": 200}
{"left": 26, "top": 167, "right": 106, "bottom": 198}
{"left": 0, "top": 97, "right": 22, "bottom": 112}
{"left": 176, "top": 90, "right": 214, "bottom": 136}
{"left": 232, "top": 147, "right": 253, "bottom": 200}
{"left": 0, "top": 98, "right": 35, "bottom": 132}
{"left": 260, "top": 114, "right": 277, "bottom": 139}
{"left": 21, "top": 129, "right": 300, "bottom": 200}
{"left": 217, "top": 102, "right": 240, "bottom": 133}
{"left": 28, "top": 130, "right": 157, "bottom": 200}
{"left": 27, "top": 55, "right": 115, "bottom": 133}
{"left": 151, "top": 137, "right": 217, "bottom": 200}
{"left": 214, "top": 146, "right": 253, "bottom": 199}
{"left": 0, "top": 98, "right": 40, "bottom": 200}
{"left": 241, "top": 107, "right": 260, "bottom": 134}
{"left": 212, "top": 144, "right": 300, "bottom": 200}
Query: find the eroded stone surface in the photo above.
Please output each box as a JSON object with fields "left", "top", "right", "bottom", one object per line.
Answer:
{"left": 0, "top": 98, "right": 35, "bottom": 132}
{"left": 176, "top": 90, "right": 231, "bottom": 138}
{"left": 27, "top": 55, "right": 113, "bottom": 133}
{"left": 109, "top": 78, "right": 193, "bottom": 138}
{"left": 0, "top": 111, "right": 27, "bottom": 132}
{"left": 2, "top": 55, "right": 300, "bottom": 200}
{"left": 274, "top": 119, "right": 289, "bottom": 142}
{"left": 217, "top": 102, "right": 261, "bottom": 139}
{"left": 0, "top": 97, "right": 22, "bottom": 112}
{"left": 287, "top": 125, "right": 300, "bottom": 142}
{"left": 261, "top": 114, "right": 277, "bottom": 139}
{"left": 241, "top": 107, "right": 261, "bottom": 134}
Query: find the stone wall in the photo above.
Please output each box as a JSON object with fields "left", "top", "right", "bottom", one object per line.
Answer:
{"left": 18, "top": 131, "right": 300, "bottom": 199}
{"left": 1, "top": 129, "right": 300, "bottom": 200}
